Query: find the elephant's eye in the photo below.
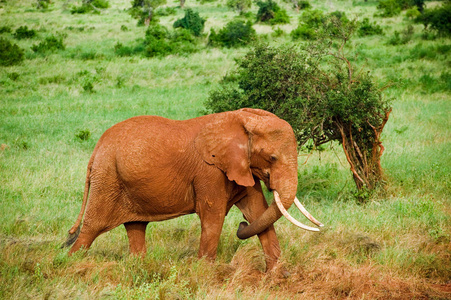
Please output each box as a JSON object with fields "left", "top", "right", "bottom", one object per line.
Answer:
{"left": 269, "top": 155, "right": 278, "bottom": 162}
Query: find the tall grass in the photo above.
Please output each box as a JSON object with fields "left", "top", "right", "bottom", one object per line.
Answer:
{"left": 1, "top": 0, "right": 450, "bottom": 299}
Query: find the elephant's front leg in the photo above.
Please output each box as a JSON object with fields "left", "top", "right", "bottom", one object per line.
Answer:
{"left": 196, "top": 196, "right": 228, "bottom": 261}
{"left": 235, "top": 182, "right": 281, "bottom": 271}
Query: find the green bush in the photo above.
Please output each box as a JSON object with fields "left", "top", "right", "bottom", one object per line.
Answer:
{"left": 415, "top": 2, "right": 451, "bottom": 36}
{"left": 226, "top": 0, "right": 252, "bottom": 13}
{"left": 386, "top": 25, "right": 414, "bottom": 45}
{"left": 173, "top": 9, "right": 205, "bottom": 36}
{"left": 0, "top": 26, "right": 12, "bottom": 34}
{"left": 14, "top": 26, "right": 37, "bottom": 39}
{"left": 376, "top": 0, "right": 402, "bottom": 17}
{"left": 31, "top": 35, "right": 65, "bottom": 53}
{"left": 205, "top": 40, "right": 391, "bottom": 193}
{"left": 256, "top": 0, "right": 290, "bottom": 25}
{"left": 71, "top": 0, "right": 109, "bottom": 14}
{"left": 358, "top": 18, "right": 384, "bottom": 36}
{"left": 0, "top": 38, "right": 25, "bottom": 66}
{"left": 290, "top": 24, "right": 317, "bottom": 40}
{"left": 209, "top": 20, "right": 256, "bottom": 48}
{"left": 144, "top": 24, "right": 198, "bottom": 57}
{"left": 129, "top": 0, "right": 166, "bottom": 26}
{"left": 36, "top": 0, "right": 51, "bottom": 9}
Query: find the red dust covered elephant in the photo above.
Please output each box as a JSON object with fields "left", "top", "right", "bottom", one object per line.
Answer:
{"left": 65, "top": 108, "right": 322, "bottom": 271}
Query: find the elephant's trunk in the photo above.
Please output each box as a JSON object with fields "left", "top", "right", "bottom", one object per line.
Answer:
{"left": 236, "top": 171, "right": 322, "bottom": 239}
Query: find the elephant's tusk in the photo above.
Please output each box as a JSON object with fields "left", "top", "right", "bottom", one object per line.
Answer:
{"left": 294, "top": 197, "right": 324, "bottom": 227}
{"left": 273, "top": 191, "right": 320, "bottom": 232}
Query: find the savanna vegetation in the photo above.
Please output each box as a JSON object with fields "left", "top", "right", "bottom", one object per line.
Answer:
{"left": 0, "top": 0, "right": 450, "bottom": 299}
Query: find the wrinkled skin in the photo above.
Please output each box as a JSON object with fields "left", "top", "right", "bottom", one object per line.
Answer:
{"left": 67, "top": 108, "right": 299, "bottom": 271}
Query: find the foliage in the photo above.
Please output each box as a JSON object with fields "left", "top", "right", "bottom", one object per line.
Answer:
{"left": 358, "top": 18, "right": 384, "bottom": 36}
{"left": 206, "top": 30, "right": 391, "bottom": 192}
{"left": 36, "top": 0, "right": 50, "bottom": 9}
{"left": 71, "top": 0, "right": 109, "bottom": 14}
{"left": 173, "top": 9, "right": 206, "bottom": 36}
{"left": 209, "top": 20, "right": 256, "bottom": 48}
{"left": 376, "top": 0, "right": 402, "bottom": 17}
{"left": 129, "top": 0, "right": 166, "bottom": 25}
{"left": 145, "top": 24, "right": 198, "bottom": 57}
{"left": 0, "top": 38, "right": 25, "bottom": 66}
{"left": 415, "top": 2, "right": 451, "bottom": 36}
{"left": 31, "top": 35, "right": 65, "bottom": 53}
{"left": 386, "top": 25, "right": 414, "bottom": 45}
{"left": 14, "top": 26, "right": 37, "bottom": 39}
{"left": 0, "top": 26, "right": 12, "bottom": 34}
{"left": 255, "top": 0, "right": 290, "bottom": 25}
{"left": 291, "top": 10, "right": 353, "bottom": 40}
{"left": 226, "top": 0, "right": 252, "bottom": 13}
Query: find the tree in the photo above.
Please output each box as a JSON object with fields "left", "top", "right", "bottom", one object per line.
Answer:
{"left": 173, "top": 9, "right": 205, "bottom": 36}
{"left": 205, "top": 20, "right": 391, "bottom": 198}
{"left": 129, "top": 0, "right": 166, "bottom": 26}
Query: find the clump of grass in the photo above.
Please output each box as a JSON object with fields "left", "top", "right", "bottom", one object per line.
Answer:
{"left": 14, "top": 25, "right": 37, "bottom": 39}
{"left": 75, "top": 129, "right": 91, "bottom": 141}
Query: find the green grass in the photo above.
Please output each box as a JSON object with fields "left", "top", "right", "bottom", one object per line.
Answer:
{"left": 1, "top": 0, "right": 450, "bottom": 298}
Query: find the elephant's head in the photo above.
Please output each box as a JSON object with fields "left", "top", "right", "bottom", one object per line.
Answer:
{"left": 195, "top": 108, "right": 322, "bottom": 239}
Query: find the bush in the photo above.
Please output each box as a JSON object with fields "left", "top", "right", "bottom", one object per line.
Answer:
{"left": 36, "top": 0, "right": 51, "bottom": 9}
{"left": 71, "top": 0, "right": 109, "bottom": 14}
{"left": 415, "top": 2, "right": 451, "bottom": 36}
{"left": 14, "top": 26, "right": 37, "bottom": 39}
{"left": 0, "top": 38, "right": 25, "bottom": 66}
{"left": 226, "top": 0, "right": 252, "bottom": 13}
{"left": 256, "top": 0, "right": 290, "bottom": 25}
{"left": 129, "top": 0, "right": 166, "bottom": 26}
{"left": 0, "top": 26, "right": 12, "bottom": 34}
{"left": 386, "top": 25, "right": 414, "bottom": 45}
{"left": 173, "top": 9, "right": 205, "bottom": 36}
{"left": 31, "top": 35, "right": 65, "bottom": 53}
{"left": 358, "top": 18, "right": 384, "bottom": 36}
{"left": 209, "top": 20, "right": 256, "bottom": 48}
{"left": 405, "top": 6, "right": 421, "bottom": 20}
{"left": 205, "top": 40, "right": 391, "bottom": 193}
{"left": 144, "top": 24, "right": 198, "bottom": 57}
{"left": 376, "top": 0, "right": 402, "bottom": 17}
{"left": 290, "top": 24, "right": 317, "bottom": 40}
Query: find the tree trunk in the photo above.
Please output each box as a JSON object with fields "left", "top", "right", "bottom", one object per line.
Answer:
{"left": 334, "top": 108, "right": 392, "bottom": 198}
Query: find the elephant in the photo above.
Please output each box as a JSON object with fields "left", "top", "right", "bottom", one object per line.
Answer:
{"left": 65, "top": 108, "right": 322, "bottom": 271}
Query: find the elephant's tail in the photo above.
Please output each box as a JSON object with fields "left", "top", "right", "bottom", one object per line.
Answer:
{"left": 63, "top": 155, "right": 94, "bottom": 248}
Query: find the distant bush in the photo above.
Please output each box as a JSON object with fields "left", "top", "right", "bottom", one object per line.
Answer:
{"left": 209, "top": 20, "right": 256, "bottom": 48}
{"left": 71, "top": 0, "right": 109, "bottom": 14}
{"left": 129, "top": 0, "right": 166, "bottom": 25}
{"left": 376, "top": 0, "right": 402, "bottom": 17}
{"left": 143, "top": 24, "right": 198, "bottom": 57}
{"left": 358, "top": 18, "right": 384, "bottom": 36}
{"left": 0, "top": 38, "right": 25, "bottom": 66}
{"left": 386, "top": 25, "right": 414, "bottom": 45}
{"left": 405, "top": 6, "right": 421, "bottom": 20}
{"left": 291, "top": 10, "right": 352, "bottom": 40}
{"left": 155, "top": 6, "right": 176, "bottom": 16}
{"left": 0, "top": 26, "right": 12, "bottom": 34}
{"left": 173, "top": 9, "right": 205, "bottom": 36}
{"left": 31, "top": 35, "right": 65, "bottom": 53}
{"left": 14, "top": 26, "right": 37, "bottom": 39}
{"left": 36, "top": 0, "right": 51, "bottom": 9}
{"left": 256, "top": 0, "right": 290, "bottom": 25}
{"left": 415, "top": 2, "right": 451, "bottom": 36}
{"left": 226, "top": 0, "right": 252, "bottom": 13}
{"left": 290, "top": 24, "right": 317, "bottom": 40}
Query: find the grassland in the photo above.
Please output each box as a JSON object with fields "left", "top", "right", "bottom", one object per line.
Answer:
{"left": 1, "top": 0, "right": 450, "bottom": 299}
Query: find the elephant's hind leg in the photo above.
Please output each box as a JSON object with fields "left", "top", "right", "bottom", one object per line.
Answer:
{"left": 124, "top": 221, "right": 148, "bottom": 257}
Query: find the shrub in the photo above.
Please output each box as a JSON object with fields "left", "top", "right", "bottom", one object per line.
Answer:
{"left": 209, "top": 20, "right": 256, "bottom": 48}
{"left": 290, "top": 24, "right": 317, "bottom": 40}
{"left": 226, "top": 0, "right": 252, "bottom": 13}
{"left": 358, "top": 18, "right": 384, "bottom": 36}
{"left": 386, "top": 25, "right": 414, "bottom": 45}
{"left": 206, "top": 39, "right": 391, "bottom": 194}
{"left": 0, "top": 26, "right": 12, "bottom": 34}
{"left": 71, "top": 0, "right": 109, "bottom": 14}
{"left": 256, "top": 0, "right": 290, "bottom": 25}
{"left": 31, "top": 35, "right": 65, "bottom": 53}
{"left": 36, "top": 0, "right": 51, "bottom": 9}
{"left": 155, "top": 6, "right": 176, "bottom": 16}
{"left": 144, "top": 24, "right": 198, "bottom": 57}
{"left": 0, "top": 38, "right": 25, "bottom": 66}
{"left": 405, "top": 6, "right": 421, "bottom": 20}
{"left": 14, "top": 26, "right": 37, "bottom": 39}
{"left": 173, "top": 9, "right": 205, "bottom": 36}
{"left": 376, "top": 0, "right": 402, "bottom": 17}
{"left": 415, "top": 2, "right": 451, "bottom": 36}
{"left": 129, "top": 0, "right": 166, "bottom": 25}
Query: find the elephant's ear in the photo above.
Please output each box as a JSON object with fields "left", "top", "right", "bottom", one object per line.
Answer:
{"left": 195, "top": 113, "right": 255, "bottom": 187}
